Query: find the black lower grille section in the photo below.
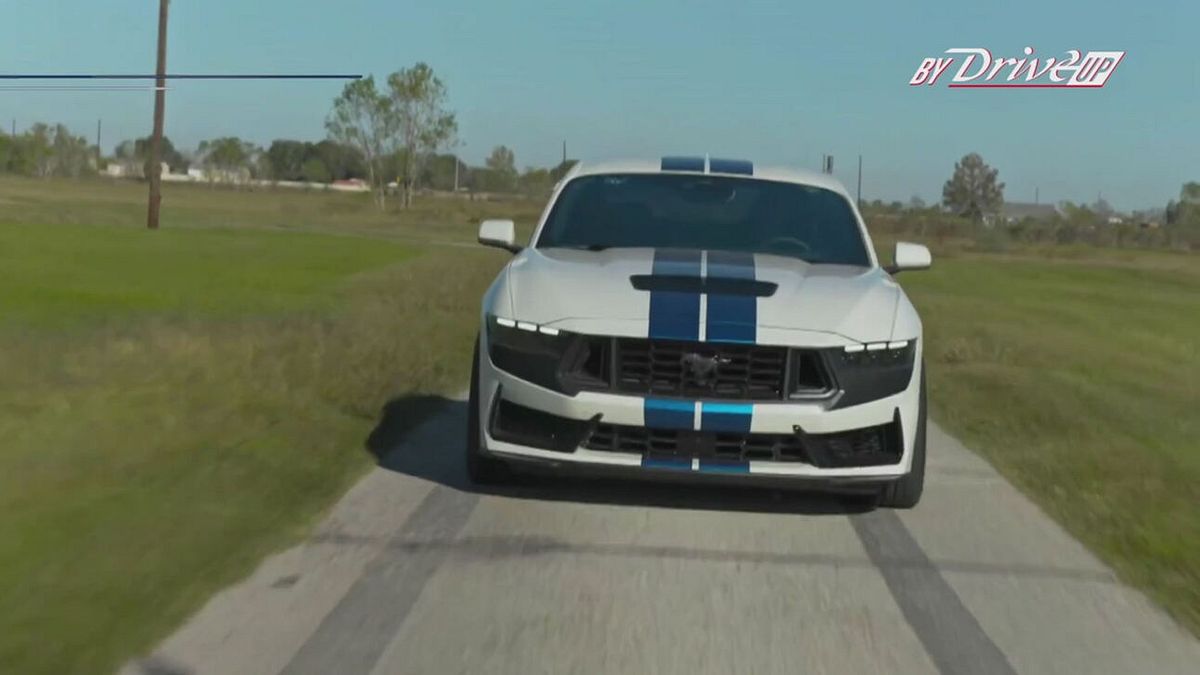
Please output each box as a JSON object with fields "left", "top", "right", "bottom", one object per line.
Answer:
{"left": 614, "top": 338, "right": 791, "bottom": 400}
{"left": 584, "top": 415, "right": 902, "bottom": 468}
{"left": 489, "top": 399, "right": 589, "bottom": 453}
{"left": 585, "top": 424, "right": 808, "bottom": 462}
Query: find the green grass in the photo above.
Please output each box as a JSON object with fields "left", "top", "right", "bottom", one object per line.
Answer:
{"left": 900, "top": 248, "right": 1200, "bottom": 633}
{"left": 0, "top": 174, "right": 545, "bottom": 244}
{"left": 0, "top": 223, "right": 412, "bottom": 325}
{"left": 0, "top": 245, "right": 510, "bottom": 673}
{"left": 0, "top": 175, "right": 1198, "bottom": 672}
{"left": 0, "top": 178, "right": 523, "bottom": 673}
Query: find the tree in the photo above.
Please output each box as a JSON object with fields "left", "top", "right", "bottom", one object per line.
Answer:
{"left": 196, "top": 137, "right": 256, "bottom": 183}
{"left": 0, "top": 125, "right": 51, "bottom": 176}
{"left": 420, "top": 153, "right": 465, "bottom": 191}
{"left": 387, "top": 63, "right": 457, "bottom": 207}
{"left": 115, "top": 135, "right": 186, "bottom": 176}
{"left": 49, "top": 124, "right": 94, "bottom": 178}
{"left": 942, "top": 153, "right": 1004, "bottom": 222}
{"left": 314, "top": 140, "right": 366, "bottom": 181}
{"left": 518, "top": 166, "right": 555, "bottom": 197}
{"left": 327, "top": 76, "right": 393, "bottom": 208}
{"left": 24, "top": 124, "right": 54, "bottom": 177}
{"left": 485, "top": 145, "right": 518, "bottom": 192}
{"left": 1166, "top": 183, "right": 1200, "bottom": 234}
{"left": 301, "top": 157, "right": 332, "bottom": 183}
{"left": 266, "top": 140, "right": 311, "bottom": 181}
{"left": 550, "top": 159, "right": 577, "bottom": 182}
{"left": 908, "top": 195, "right": 926, "bottom": 210}
{"left": 1060, "top": 201, "right": 1101, "bottom": 229}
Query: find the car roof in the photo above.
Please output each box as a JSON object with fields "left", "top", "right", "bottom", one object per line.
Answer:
{"left": 565, "top": 157, "right": 853, "bottom": 199}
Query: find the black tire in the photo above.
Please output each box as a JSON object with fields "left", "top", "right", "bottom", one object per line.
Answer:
{"left": 878, "top": 365, "right": 927, "bottom": 509}
{"left": 466, "top": 336, "right": 509, "bottom": 485}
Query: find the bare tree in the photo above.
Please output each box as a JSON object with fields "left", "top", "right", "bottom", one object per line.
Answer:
{"left": 387, "top": 63, "right": 457, "bottom": 208}
{"left": 327, "top": 76, "right": 393, "bottom": 209}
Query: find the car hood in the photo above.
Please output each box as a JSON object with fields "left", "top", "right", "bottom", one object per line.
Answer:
{"left": 503, "top": 247, "right": 899, "bottom": 344}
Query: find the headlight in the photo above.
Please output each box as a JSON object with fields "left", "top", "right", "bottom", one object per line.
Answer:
{"left": 826, "top": 339, "right": 917, "bottom": 409}
{"left": 486, "top": 315, "right": 610, "bottom": 394}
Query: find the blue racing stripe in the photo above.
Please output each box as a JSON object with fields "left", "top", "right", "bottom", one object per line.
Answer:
{"left": 704, "top": 250, "right": 757, "bottom": 343}
{"left": 644, "top": 398, "right": 696, "bottom": 430}
{"left": 700, "top": 402, "right": 753, "bottom": 433}
{"left": 660, "top": 156, "right": 706, "bottom": 172}
{"left": 708, "top": 158, "right": 754, "bottom": 175}
{"left": 642, "top": 456, "right": 692, "bottom": 471}
{"left": 649, "top": 249, "right": 702, "bottom": 341}
{"left": 697, "top": 459, "right": 751, "bottom": 474}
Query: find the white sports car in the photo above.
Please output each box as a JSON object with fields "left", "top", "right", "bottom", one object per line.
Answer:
{"left": 468, "top": 156, "right": 932, "bottom": 508}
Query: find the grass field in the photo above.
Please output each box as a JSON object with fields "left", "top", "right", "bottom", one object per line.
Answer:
{"left": 0, "top": 177, "right": 521, "bottom": 673}
{"left": 0, "top": 174, "right": 544, "bottom": 243}
{"left": 0, "top": 223, "right": 413, "bottom": 325}
{"left": 906, "top": 249, "right": 1199, "bottom": 632}
{"left": 0, "top": 175, "right": 1197, "bottom": 672}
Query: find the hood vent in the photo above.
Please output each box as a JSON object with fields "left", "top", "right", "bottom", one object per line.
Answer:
{"left": 629, "top": 274, "right": 777, "bottom": 297}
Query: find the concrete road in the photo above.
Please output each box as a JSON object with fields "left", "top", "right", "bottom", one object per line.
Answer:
{"left": 125, "top": 398, "right": 1200, "bottom": 675}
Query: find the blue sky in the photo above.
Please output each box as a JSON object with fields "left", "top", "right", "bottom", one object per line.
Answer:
{"left": 2, "top": 0, "right": 1196, "bottom": 209}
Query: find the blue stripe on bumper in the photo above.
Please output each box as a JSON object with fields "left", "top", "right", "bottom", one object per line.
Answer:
{"left": 644, "top": 398, "right": 696, "bottom": 430}
{"left": 700, "top": 402, "right": 753, "bottom": 433}
{"left": 641, "top": 456, "right": 692, "bottom": 471}
{"left": 697, "top": 459, "right": 751, "bottom": 474}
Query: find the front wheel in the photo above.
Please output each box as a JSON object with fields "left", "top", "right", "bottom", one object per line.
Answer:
{"left": 877, "top": 366, "right": 927, "bottom": 509}
{"left": 466, "top": 336, "right": 509, "bottom": 485}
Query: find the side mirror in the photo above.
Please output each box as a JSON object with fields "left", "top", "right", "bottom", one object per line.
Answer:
{"left": 478, "top": 219, "right": 522, "bottom": 253}
{"left": 885, "top": 241, "right": 932, "bottom": 274}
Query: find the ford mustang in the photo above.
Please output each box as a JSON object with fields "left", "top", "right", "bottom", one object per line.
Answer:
{"left": 468, "top": 156, "right": 932, "bottom": 508}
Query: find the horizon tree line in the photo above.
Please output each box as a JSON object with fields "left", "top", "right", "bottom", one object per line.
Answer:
{"left": 1, "top": 60, "right": 1198, "bottom": 233}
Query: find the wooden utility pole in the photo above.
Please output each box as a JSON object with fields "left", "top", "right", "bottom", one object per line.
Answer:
{"left": 856, "top": 154, "right": 863, "bottom": 205}
{"left": 146, "top": 0, "right": 169, "bottom": 230}
{"left": 96, "top": 119, "right": 102, "bottom": 168}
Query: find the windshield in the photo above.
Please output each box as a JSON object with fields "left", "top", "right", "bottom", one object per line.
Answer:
{"left": 536, "top": 173, "right": 872, "bottom": 266}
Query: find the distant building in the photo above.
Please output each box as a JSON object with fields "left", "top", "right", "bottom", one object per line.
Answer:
{"left": 104, "top": 161, "right": 170, "bottom": 179}
{"left": 198, "top": 166, "right": 252, "bottom": 184}
{"left": 331, "top": 178, "right": 370, "bottom": 193}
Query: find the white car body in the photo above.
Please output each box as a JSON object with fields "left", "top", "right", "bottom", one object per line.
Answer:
{"left": 472, "top": 157, "right": 930, "bottom": 505}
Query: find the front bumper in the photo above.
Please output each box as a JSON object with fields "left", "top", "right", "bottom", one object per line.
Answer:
{"left": 477, "top": 342, "right": 923, "bottom": 484}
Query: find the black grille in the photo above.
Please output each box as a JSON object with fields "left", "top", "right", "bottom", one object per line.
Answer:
{"left": 584, "top": 415, "right": 902, "bottom": 468}
{"left": 614, "top": 338, "right": 789, "bottom": 400}
{"left": 585, "top": 423, "right": 808, "bottom": 463}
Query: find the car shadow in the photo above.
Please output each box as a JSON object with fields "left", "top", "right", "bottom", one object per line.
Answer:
{"left": 365, "top": 394, "right": 874, "bottom": 516}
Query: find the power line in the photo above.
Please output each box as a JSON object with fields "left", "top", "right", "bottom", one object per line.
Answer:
{"left": 0, "top": 74, "right": 359, "bottom": 80}
{"left": 0, "top": 85, "right": 169, "bottom": 91}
